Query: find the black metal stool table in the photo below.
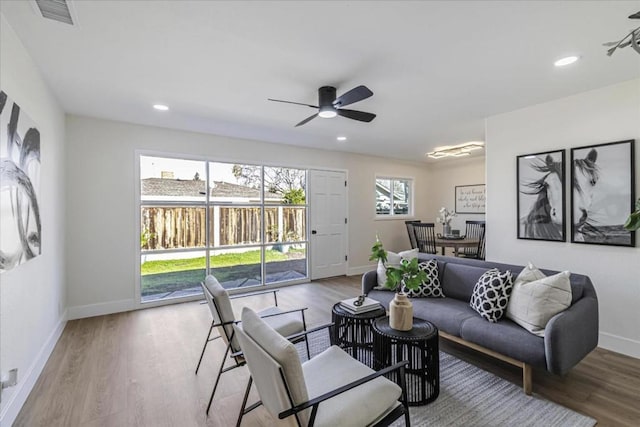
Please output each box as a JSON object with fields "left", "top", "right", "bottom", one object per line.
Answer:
{"left": 331, "top": 303, "right": 386, "bottom": 369}
{"left": 372, "top": 316, "right": 439, "bottom": 406}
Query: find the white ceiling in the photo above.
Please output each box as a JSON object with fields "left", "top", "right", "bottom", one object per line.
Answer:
{"left": 2, "top": 1, "right": 640, "bottom": 163}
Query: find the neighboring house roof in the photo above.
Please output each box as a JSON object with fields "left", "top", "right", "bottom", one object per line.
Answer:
{"left": 141, "top": 178, "right": 280, "bottom": 200}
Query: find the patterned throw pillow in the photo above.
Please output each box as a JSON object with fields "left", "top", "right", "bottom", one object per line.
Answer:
{"left": 401, "top": 259, "right": 445, "bottom": 298}
{"left": 469, "top": 268, "right": 514, "bottom": 322}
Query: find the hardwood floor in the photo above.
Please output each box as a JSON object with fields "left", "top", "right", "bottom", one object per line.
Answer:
{"left": 14, "top": 276, "right": 640, "bottom": 426}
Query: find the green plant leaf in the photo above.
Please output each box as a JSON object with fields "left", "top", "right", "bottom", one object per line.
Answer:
{"left": 623, "top": 211, "right": 640, "bottom": 231}
{"left": 369, "top": 240, "right": 388, "bottom": 263}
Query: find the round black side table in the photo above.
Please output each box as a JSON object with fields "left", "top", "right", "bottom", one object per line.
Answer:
{"left": 372, "top": 317, "right": 439, "bottom": 406}
{"left": 331, "top": 303, "right": 386, "bottom": 369}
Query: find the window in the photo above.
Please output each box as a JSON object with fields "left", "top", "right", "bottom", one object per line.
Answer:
{"left": 376, "top": 177, "right": 413, "bottom": 217}
{"left": 139, "top": 155, "right": 308, "bottom": 303}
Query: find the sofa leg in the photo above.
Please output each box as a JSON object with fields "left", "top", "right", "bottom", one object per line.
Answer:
{"left": 522, "top": 363, "right": 532, "bottom": 395}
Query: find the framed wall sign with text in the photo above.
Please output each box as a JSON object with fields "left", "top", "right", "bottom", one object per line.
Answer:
{"left": 455, "top": 184, "right": 486, "bottom": 214}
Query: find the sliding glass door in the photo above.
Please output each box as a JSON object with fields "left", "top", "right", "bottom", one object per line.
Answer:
{"left": 139, "top": 155, "right": 308, "bottom": 303}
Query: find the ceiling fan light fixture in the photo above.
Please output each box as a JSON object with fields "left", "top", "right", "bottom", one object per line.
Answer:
{"left": 318, "top": 106, "right": 337, "bottom": 118}
{"left": 554, "top": 55, "right": 580, "bottom": 67}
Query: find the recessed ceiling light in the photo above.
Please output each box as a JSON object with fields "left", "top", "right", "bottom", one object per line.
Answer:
{"left": 554, "top": 56, "right": 579, "bottom": 67}
{"left": 153, "top": 104, "right": 169, "bottom": 111}
{"left": 337, "top": 136, "right": 347, "bottom": 141}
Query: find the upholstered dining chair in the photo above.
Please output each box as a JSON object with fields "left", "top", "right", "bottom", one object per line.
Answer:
{"left": 405, "top": 220, "right": 421, "bottom": 249}
{"left": 412, "top": 222, "right": 437, "bottom": 254}
{"left": 234, "top": 307, "right": 411, "bottom": 427}
{"left": 196, "top": 275, "right": 309, "bottom": 415}
{"left": 459, "top": 220, "right": 486, "bottom": 260}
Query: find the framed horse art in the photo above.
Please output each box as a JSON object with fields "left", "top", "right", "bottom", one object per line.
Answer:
{"left": 517, "top": 150, "right": 566, "bottom": 242}
{"left": 571, "top": 140, "right": 636, "bottom": 247}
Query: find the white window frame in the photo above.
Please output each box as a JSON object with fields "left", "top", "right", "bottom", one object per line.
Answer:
{"left": 375, "top": 175, "right": 415, "bottom": 219}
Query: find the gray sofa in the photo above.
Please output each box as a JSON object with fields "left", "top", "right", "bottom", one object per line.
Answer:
{"left": 362, "top": 254, "right": 599, "bottom": 394}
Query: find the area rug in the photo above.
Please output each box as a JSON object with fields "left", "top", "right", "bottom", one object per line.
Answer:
{"left": 296, "top": 328, "right": 596, "bottom": 427}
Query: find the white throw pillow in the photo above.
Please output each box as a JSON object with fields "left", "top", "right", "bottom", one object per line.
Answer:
{"left": 506, "top": 263, "right": 572, "bottom": 337}
{"left": 376, "top": 248, "right": 419, "bottom": 289}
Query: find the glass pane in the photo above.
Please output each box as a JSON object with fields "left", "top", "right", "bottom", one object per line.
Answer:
{"left": 210, "top": 247, "right": 262, "bottom": 289}
{"left": 393, "top": 179, "right": 411, "bottom": 215}
{"left": 376, "top": 178, "right": 391, "bottom": 215}
{"left": 264, "top": 167, "right": 306, "bottom": 205}
{"left": 209, "top": 206, "right": 261, "bottom": 247}
{"left": 141, "top": 251, "right": 205, "bottom": 303}
{"left": 141, "top": 207, "right": 206, "bottom": 250}
{"left": 210, "top": 162, "right": 262, "bottom": 204}
{"left": 265, "top": 243, "right": 307, "bottom": 284}
{"left": 140, "top": 156, "right": 206, "bottom": 201}
{"left": 263, "top": 206, "right": 306, "bottom": 243}
{"left": 282, "top": 207, "right": 306, "bottom": 242}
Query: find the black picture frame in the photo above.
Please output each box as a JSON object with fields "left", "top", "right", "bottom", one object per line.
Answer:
{"left": 455, "top": 184, "right": 485, "bottom": 214}
{"left": 516, "top": 150, "right": 566, "bottom": 242}
{"left": 571, "top": 140, "right": 635, "bottom": 247}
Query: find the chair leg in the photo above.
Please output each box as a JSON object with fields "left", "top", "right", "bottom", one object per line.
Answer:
{"left": 206, "top": 340, "right": 233, "bottom": 415}
{"left": 302, "top": 311, "right": 310, "bottom": 360}
{"left": 236, "top": 376, "right": 253, "bottom": 427}
{"left": 195, "top": 322, "right": 215, "bottom": 374}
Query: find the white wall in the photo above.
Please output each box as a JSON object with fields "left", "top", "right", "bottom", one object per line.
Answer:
{"left": 64, "top": 115, "right": 432, "bottom": 315}
{"left": 0, "top": 14, "right": 67, "bottom": 425}
{"left": 427, "top": 157, "right": 485, "bottom": 251}
{"left": 486, "top": 79, "right": 640, "bottom": 358}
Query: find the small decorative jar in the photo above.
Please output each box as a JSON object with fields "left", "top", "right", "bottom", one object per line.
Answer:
{"left": 389, "top": 293, "right": 413, "bottom": 331}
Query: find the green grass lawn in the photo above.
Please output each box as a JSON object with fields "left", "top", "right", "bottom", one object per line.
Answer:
{"left": 141, "top": 249, "right": 291, "bottom": 275}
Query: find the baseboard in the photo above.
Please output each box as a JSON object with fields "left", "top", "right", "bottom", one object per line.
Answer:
{"left": 347, "top": 264, "right": 375, "bottom": 276}
{"left": 599, "top": 331, "right": 640, "bottom": 359}
{"left": 67, "top": 298, "right": 135, "bottom": 320}
{"left": 0, "top": 309, "right": 67, "bottom": 426}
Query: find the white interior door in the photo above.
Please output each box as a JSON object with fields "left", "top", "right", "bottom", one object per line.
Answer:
{"left": 309, "top": 170, "right": 347, "bottom": 279}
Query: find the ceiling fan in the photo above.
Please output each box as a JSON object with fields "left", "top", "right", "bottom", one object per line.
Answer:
{"left": 268, "top": 85, "right": 376, "bottom": 127}
{"left": 604, "top": 11, "right": 640, "bottom": 56}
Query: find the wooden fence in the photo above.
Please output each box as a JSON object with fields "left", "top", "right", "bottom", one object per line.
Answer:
{"left": 141, "top": 206, "right": 305, "bottom": 250}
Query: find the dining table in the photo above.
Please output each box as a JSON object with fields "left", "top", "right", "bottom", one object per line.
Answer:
{"left": 435, "top": 237, "right": 480, "bottom": 257}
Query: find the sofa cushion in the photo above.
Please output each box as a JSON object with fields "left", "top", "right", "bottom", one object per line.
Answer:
{"left": 506, "top": 264, "right": 572, "bottom": 337}
{"left": 402, "top": 259, "right": 444, "bottom": 298}
{"left": 411, "top": 297, "right": 478, "bottom": 336}
{"left": 441, "top": 263, "right": 493, "bottom": 301}
{"left": 376, "top": 248, "right": 419, "bottom": 289}
{"left": 469, "top": 268, "right": 514, "bottom": 323}
{"left": 460, "top": 316, "right": 546, "bottom": 368}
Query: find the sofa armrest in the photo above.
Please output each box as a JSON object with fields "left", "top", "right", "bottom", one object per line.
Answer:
{"left": 362, "top": 270, "right": 378, "bottom": 295}
{"left": 544, "top": 296, "right": 599, "bottom": 375}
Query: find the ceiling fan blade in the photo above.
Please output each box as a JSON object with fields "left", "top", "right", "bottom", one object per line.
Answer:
{"left": 629, "top": 11, "right": 640, "bottom": 19}
{"left": 268, "top": 98, "right": 318, "bottom": 109}
{"left": 333, "top": 85, "right": 373, "bottom": 108}
{"left": 295, "top": 113, "right": 318, "bottom": 127}
{"left": 336, "top": 109, "right": 376, "bottom": 123}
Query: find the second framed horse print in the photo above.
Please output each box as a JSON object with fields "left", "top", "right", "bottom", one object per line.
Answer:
{"left": 517, "top": 150, "right": 566, "bottom": 242}
{"left": 571, "top": 140, "right": 635, "bottom": 247}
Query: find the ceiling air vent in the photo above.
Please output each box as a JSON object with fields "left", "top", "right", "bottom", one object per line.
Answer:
{"left": 34, "top": 0, "right": 74, "bottom": 25}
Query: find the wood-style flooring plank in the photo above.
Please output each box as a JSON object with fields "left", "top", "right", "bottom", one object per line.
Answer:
{"left": 13, "top": 276, "right": 640, "bottom": 427}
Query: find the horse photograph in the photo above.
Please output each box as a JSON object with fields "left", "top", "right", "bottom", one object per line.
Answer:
{"left": 517, "top": 150, "right": 566, "bottom": 241}
{"left": 571, "top": 140, "right": 635, "bottom": 247}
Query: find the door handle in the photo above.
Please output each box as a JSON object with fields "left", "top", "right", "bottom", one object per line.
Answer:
{"left": 311, "top": 230, "right": 317, "bottom": 234}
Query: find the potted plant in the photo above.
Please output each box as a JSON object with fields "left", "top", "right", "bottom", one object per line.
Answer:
{"left": 369, "top": 238, "right": 427, "bottom": 331}
{"left": 624, "top": 198, "right": 640, "bottom": 231}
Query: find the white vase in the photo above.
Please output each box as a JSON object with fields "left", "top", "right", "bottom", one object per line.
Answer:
{"left": 389, "top": 292, "right": 413, "bottom": 331}
{"left": 443, "top": 224, "right": 451, "bottom": 236}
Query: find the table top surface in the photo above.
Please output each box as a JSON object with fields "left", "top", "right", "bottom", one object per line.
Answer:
{"left": 435, "top": 237, "right": 479, "bottom": 247}
{"left": 332, "top": 302, "right": 386, "bottom": 319}
{"left": 373, "top": 317, "right": 438, "bottom": 340}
